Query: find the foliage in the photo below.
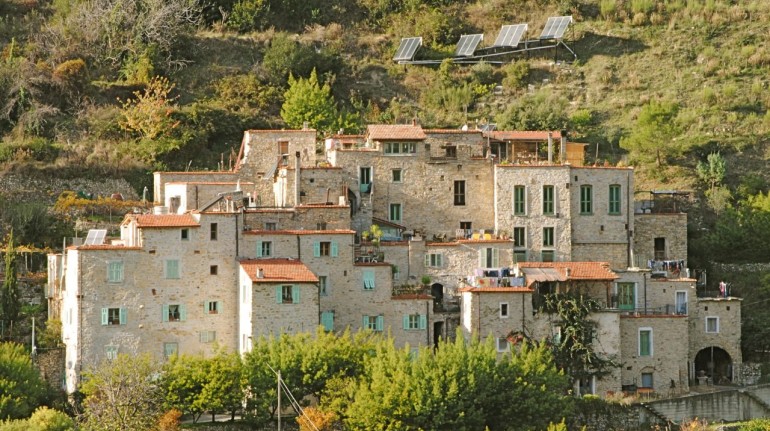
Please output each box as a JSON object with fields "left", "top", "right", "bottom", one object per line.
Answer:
{"left": 212, "top": 74, "right": 280, "bottom": 113}
{"left": 501, "top": 60, "right": 530, "bottom": 89}
{"left": 38, "top": 320, "right": 62, "bottom": 349}
{"left": 27, "top": 407, "right": 75, "bottom": 431}
{"left": 281, "top": 69, "right": 338, "bottom": 133}
{"left": 0, "top": 198, "right": 71, "bottom": 248}
{"left": 118, "top": 76, "right": 179, "bottom": 141}
{"left": 568, "top": 395, "right": 630, "bottom": 431}
{"left": 260, "top": 34, "right": 341, "bottom": 86}
{"left": 227, "top": 0, "right": 269, "bottom": 32}
{"left": 0, "top": 231, "right": 19, "bottom": 340}
{"left": 696, "top": 152, "right": 726, "bottom": 193}
{"left": 156, "top": 409, "right": 181, "bottom": 431}
{"left": 739, "top": 418, "right": 770, "bottom": 431}
{"left": 496, "top": 90, "right": 569, "bottom": 131}
{"left": 0, "top": 342, "right": 45, "bottom": 420}
{"left": 161, "top": 354, "right": 209, "bottom": 423}
{"left": 620, "top": 100, "right": 681, "bottom": 166}
{"left": 79, "top": 354, "right": 164, "bottom": 431}
{"left": 297, "top": 407, "right": 337, "bottom": 431}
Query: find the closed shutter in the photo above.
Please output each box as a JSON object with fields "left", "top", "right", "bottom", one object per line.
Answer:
{"left": 292, "top": 285, "right": 300, "bottom": 304}
{"left": 179, "top": 304, "right": 187, "bottom": 321}
{"left": 276, "top": 286, "right": 283, "bottom": 304}
{"left": 331, "top": 241, "right": 339, "bottom": 257}
{"left": 363, "top": 270, "right": 375, "bottom": 290}
{"left": 375, "top": 315, "right": 384, "bottom": 331}
{"left": 363, "top": 315, "right": 369, "bottom": 329}
{"left": 256, "top": 241, "right": 263, "bottom": 257}
{"left": 321, "top": 311, "right": 334, "bottom": 331}
{"left": 424, "top": 255, "right": 430, "bottom": 266}
{"left": 162, "top": 305, "right": 169, "bottom": 322}
{"left": 403, "top": 315, "right": 409, "bottom": 330}
{"left": 119, "top": 308, "right": 127, "bottom": 325}
{"left": 101, "top": 308, "right": 108, "bottom": 325}
{"left": 419, "top": 314, "right": 427, "bottom": 330}
{"left": 313, "top": 242, "right": 320, "bottom": 257}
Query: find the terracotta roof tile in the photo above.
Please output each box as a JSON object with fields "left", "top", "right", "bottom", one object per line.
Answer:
{"left": 458, "top": 287, "right": 534, "bottom": 293}
{"left": 128, "top": 214, "right": 200, "bottom": 228}
{"left": 241, "top": 259, "right": 318, "bottom": 283}
{"left": 392, "top": 294, "right": 433, "bottom": 300}
{"left": 244, "top": 229, "right": 355, "bottom": 235}
{"left": 367, "top": 125, "right": 426, "bottom": 140}
{"left": 71, "top": 245, "right": 143, "bottom": 251}
{"left": 518, "top": 261, "right": 618, "bottom": 280}
{"left": 486, "top": 131, "right": 562, "bottom": 141}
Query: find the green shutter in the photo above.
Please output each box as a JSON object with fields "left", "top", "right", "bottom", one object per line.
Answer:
{"left": 363, "top": 315, "right": 369, "bottom": 329}
{"left": 256, "top": 241, "right": 263, "bottom": 257}
{"left": 119, "top": 308, "right": 127, "bottom": 325}
{"left": 276, "top": 286, "right": 283, "bottom": 304}
{"left": 204, "top": 301, "right": 210, "bottom": 313}
{"left": 419, "top": 314, "right": 427, "bottom": 330}
{"left": 424, "top": 255, "right": 430, "bottom": 266}
{"left": 321, "top": 311, "right": 334, "bottom": 331}
{"left": 403, "top": 315, "right": 409, "bottom": 330}
{"left": 640, "top": 331, "right": 650, "bottom": 356}
{"left": 313, "top": 242, "right": 320, "bottom": 257}
{"left": 492, "top": 248, "right": 499, "bottom": 267}
{"left": 375, "top": 315, "right": 384, "bottom": 331}
{"left": 162, "top": 305, "right": 169, "bottom": 322}
{"left": 179, "top": 304, "right": 187, "bottom": 321}
{"left": 101, "top": 308, "right": 108, "bottom": 325}
{"left": 293, "top": 285, "right": 300, "bottom": 304}
{"left": 331, "top": 241, "right": 339, "bottom": 257}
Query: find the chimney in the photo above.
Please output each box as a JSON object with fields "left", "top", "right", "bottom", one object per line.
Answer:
{"left": 547, "top": 132, "right": 553, "bottom": 164}
{"left": 257, "top": 268, "right": 264, "bottom": 279}
{"left": 560, "top": 130, "right": 568, "bottom": 164}
{"left": 565, "top": 267, "right": 571, "bottom": 278}
{"left": 295, "top": 151, "right": 301, "bottom": 206}
{"left": 412, "top": 118, "right": 417, "bottom": 126}
{"left": 302, "top": 121, "right": 309, "bottom": 130}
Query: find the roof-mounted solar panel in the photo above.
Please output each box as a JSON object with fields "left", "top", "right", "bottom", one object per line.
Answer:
{"left": 492, "top": 24, "right": 528, "bottom": 48}
{"left": 84, "top": 229, "right": 107, "bottom": 246}
{"left": 393, "top": 37, "right": 423, "bottom": 62}
{"left": 454, "top": 34, "right": 483, "bottom": 57}
{"left": 540, "top": 16, "right": 572, "bottom": 40}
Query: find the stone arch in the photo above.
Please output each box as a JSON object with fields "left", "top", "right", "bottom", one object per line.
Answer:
{"left": 694, "top": 346, "right": 733, "bottom": 384}
{"left": 431, "top": 283, "right": 444, "bottom": 309}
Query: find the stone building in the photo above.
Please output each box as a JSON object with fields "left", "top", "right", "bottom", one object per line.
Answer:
{"left": 50, "top": 123, "right": 741, "bottom": 398}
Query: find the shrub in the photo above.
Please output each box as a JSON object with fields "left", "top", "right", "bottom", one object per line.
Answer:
{"left": 52, "top": 59, "right": 86, "bottom": 82}
{"left": 501, "top": 60, "right": 530, "bottom": 89}
{"left": 600, "top": 0, "right": 617, "bottom": 20}
{"left": 27, "top": 407, "right": 74, "bottom": 431}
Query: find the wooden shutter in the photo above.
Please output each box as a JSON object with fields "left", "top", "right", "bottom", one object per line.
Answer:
{"left": 313, "top": 242, "right": 320, "bottom": 257}
{"left": 362, "top": 315, "right": 369, "bottom": 329}
{"left": 292, "top": 285, "right": 300, "bottom": 304}
{"left": 119, "top": 308, "right": 127, "bottom": 325}
{"left": 419, "top": 314, "right": 427, "bottom": 330}
{"left": 162, "top": 305, "right": 169, "bottom": 322}
{"left": 179, "top": 304, "right": 187, "bottom": 321}
{"left": 256, "top": 241, "right": 263, "bottom": 257}
{"left": 403, "top": 315, "right": 409, "bottom": 329}
{"left": 321, "top": 311, "right": 334, "bottom": 331}
{"left": 331, "top": 241, "right": 339, "bottom": 257}
{"left": 276, "top": 286, "right": 283, "bottom": 304}
{"left": 375, "top": 315, "right": 384, "bottom": 331}
{"left": 101, "top": 308, "right": 108, "bottom": 325}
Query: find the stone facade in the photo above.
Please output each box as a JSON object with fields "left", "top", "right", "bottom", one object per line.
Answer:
{"left": 633, "top": 213, "right": 688, "bottom": 269}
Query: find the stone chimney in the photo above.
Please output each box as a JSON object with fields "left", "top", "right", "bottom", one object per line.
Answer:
{"left": 257, "top": 268, "right": 264, "bottom": 279}
{"left": 560, "top": 130, "right": 568, "bottom": 164}
{"left": 547, "top": 132, "right": 553, "bottom": 164}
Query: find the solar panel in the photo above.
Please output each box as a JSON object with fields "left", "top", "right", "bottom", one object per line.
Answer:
{"left": 393, "top": 37, "right": 423, "bottom": 62}
{"left": 84, "top": 229, "right": 107, "bottom": 246}
{"left": 454, "top": 34, "right": 483, "bottom": 57}
{"left": 492, "top": 24, "right": 528, "bottom": 48}
{"left": 540, "top": 16, "right": 572, "bottom": 40}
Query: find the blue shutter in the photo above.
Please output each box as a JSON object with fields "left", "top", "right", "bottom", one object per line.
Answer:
{"left": 403, "top": 315, "right": 409, "bottom": 330}
{"left": 313, "top": 242, "right": 320, "bottom": 257}
{"left": 179, "top": 304, "right": 187, "bottom": 321}
{"left": 256, "top": 241, "right": 263, "bottom": 257}
{"left": 419, "top": 314, "right": 427, "bottom": 330}
{"left": 120, "top": 308, "right": 127, "bottom": 325}
{"left": 293, "top": 285, "right": 300, "bottom": 304}
{"left": 321, "top": 311, "right": 334, "bottom": 331}
{"left": 331, "top": 241, "right": 339, "bottom": 257}
{"left": 363, "top": 315, "right": 369, "bottom": 330}
{"left": 276, "top": 286, "right": 283, "bottom": 304}
{"left": 204, "top": 301, "right": 210, "bottom": 313}
{"left": 162, "top": 305, "right": 169, "bottom": 322}
{"left": 101, "top": 308, "right": 108, "bottom": 325}
{"left": 375, "top": 315, "right": 384, "bottom": 331}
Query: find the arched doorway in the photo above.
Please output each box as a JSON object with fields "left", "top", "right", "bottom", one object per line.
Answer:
{"left": 694, "top": 346, "right": 733, "bottom": 384}
{"left": 431, "top": 283, "right": 444, "bottom": 311}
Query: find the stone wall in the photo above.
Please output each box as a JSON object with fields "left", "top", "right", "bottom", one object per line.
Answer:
{"left": 153, "top": 172, "right": 236, "bottom": 206}
{"left": 690, "top": 297, "right": 742, "bottom": 381}
{"left": 635, "top": 384, "right": 770, "bottom": 424}
{"left": 0, "top": 173, "right": 139, "bottom": 204}
{"left": 633, "top": 213, "right": 688, "bottom": 266}
{"left": 243, "top": 205, "right": 351, "bottom": 231}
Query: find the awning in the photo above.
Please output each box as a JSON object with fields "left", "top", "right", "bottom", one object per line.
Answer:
{"left": 521, "top": 267, "right": 566, "bottom": 286}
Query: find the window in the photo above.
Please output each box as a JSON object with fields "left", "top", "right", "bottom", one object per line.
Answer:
{"left": 383, "top": 142, "right": 416, "bottom": 154}
{"left": 706, "top": 316, "right": 719, "bottom": 333}
{"left": 543, "top": 185, "right": 555, "bottom": 215}
{"left": 497, "top": 337, "right": 510, "bottom": 352}
{"left": 480, "top": 248, "right": 499, "bottom": 268}
{"left": 279, "top": 141, "right": 289, "bottom": 156}
{"left": 163, "top": 342, "right": 178, "bottom": 359}
{"left": 454, "top": 180, "right": 466, "bottom": 206}
{"left": 541, "top": 250, "right": 555, "bottom": 262}
{"left": 363, "top": 270, "right": 376, "bottom": 290}
{"left": 403, "top": 314, "right": 427, "bottom": 330}
{"left": 257, "top": 241, "right": 272, "bottom": 257}
{"left": 210, "top": 265, "right": 218, "bottom": 275}
{"left": 514, "top": 250, "right": 527, "bottom": 262}
{"left": 579, "top": 376, "right": 596, "bottom": 395}
{"left": 500, "top": 303, "right": 509, "bottom": 318}
{"left": 165, "top": 259, "right": 180, "bottom": 279}
{"left": 641, "top": 372, "right": 654, "bottom": 388}
{"left": 101, "top": 307, "right": 126, "bottom": 325}
{"left": 205, "top": 301, "right": 220, "bottom": 314}
{"left": 319, "top": 276, "right": 329, "bottom": 296}
{"left": 392, "top": 169, "right": 402, "bottom": 183}
{"left": 513, "top": 186, "right": 526, "bottom": 215}
{"left": 321, "top": 311, "right": 334, "bottom": 331}
{"left": 609, "top": 184, "right": 621, "bottom": 215}
{"left": 317, "top": 222, "right": 327, "bottom": 230}
{"left": 265, "top": 222, "right": 277, "bottom": 231}
{"left": 277, "top": 285, "right": 300, "bottom": 304}
{"left": 389, "top": 203, "right": 402, "bottom": 222}
{"left": 105, "top": 345, "right": 118, "bottom": 360}
{"left": 200, "top": 331, "right": 216, "bottom": 343}
{"left": 359, "top": 167, "right": 372, "bottom": 193}
{"left": 675, "top": 291, "right": 687, "bottom": 315}
{"left": 654, "top": 237, "right": 666, "bottom": 260}
{"left": 163, "top": 304, "right": 186, "bottom": 322}
{"left": 107, "top": 261, "right": 124, "bottom": 283}
{"left": 617, "top": 283, "right": 635, "bottom": 311}
{"left": 445, "top": 145, "right": 457, "bottom": 158}
{"left": 210, "top": 223, "right": 218, "bottom": 240}
{"left": 363, "top": 315, "right": 384, "bottom": 331}
{"left": 424, "top": 253, "right": 443, "bottom": 267}
{"left": 580, "top": 185, "right": 593, "bottom": 214}
{"left": 181, "top": 228, "right": 189, "bottom": 240}
{"left": 543, "top": 227, "right": 555, "bottom": 247}
{"left": 513, "top": 227, "right": 526, "bottom": 247}
{"left": 314, "top": 241, "right": 338, "bottom": 257}
{"left": 639, "top": 328, "right": 652, "bottom": 357}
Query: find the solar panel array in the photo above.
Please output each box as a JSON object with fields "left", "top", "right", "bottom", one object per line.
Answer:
{"left": 539, "top": 16, "right": 572, "bottom": 40}
{"left": 84, "top": 229, "right": 107, "bottom": 246}
{"left": 393, "top": 37, "right": 423, "bottom": 61}
{"left": 454, "top": 34, "right": 483, "bottom": 57}
{"left": 492, "top": 24, "right": 528, "bottom": 48}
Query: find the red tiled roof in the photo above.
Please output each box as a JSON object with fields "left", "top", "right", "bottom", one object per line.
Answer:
{"left": 241, "top": 259, "right": 318, "bottom": 283}
{"left": 392, "top": 294, "right": 433, "bottom": 300}
{"left": 486, "top": 131, "right": 562, "bottom": 141}
{"left": 128, "top": 214, "right": 200, "bottom": 228}
{"left": 367, "top": 125, "right": 426, "bottom": 140}
{"left": 71, "top": 245, "right": 143, "bottom": 251}
{"left": 458, "top": 287, "right": 534, "bottom": 293}
{"left": 153, "top": 171, "right": 237, "bottom": 175}
{"left": 244, "top": 229, "right": 355, "bottom": 235}
{"left": 166, "top": 181, "right": 254, "bottom": 185}
{"left": 424, "top": 129, "right": 483, "bottom": 135}
{"left": 518, "top": 262, "right": 618, "bottom": 280}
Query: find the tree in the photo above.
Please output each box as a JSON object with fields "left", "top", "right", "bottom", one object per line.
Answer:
{"left": 281, "top": 69, "right": 338, "bottom": 133}
{"left": 696, "top": 152, "right": 726, "bottom": 194}
{"left": 161, "top": 354, "right": 208, "bottom": 423}
{"left": 79, "top": 354, "right": 164, "bottom": 431}
{"left": 496, "top": 90, "right": 569, "bottom": 132}
{"left": 620, "top": 100, "right": 681, "bottom": 166}
{"left": 0, "top": 231, "right": 19, "bottom": 341}
{"left": 0, "top": 342, "right": 45, "bottom": 420}
{"left": 27, "top": 407, "right": 75, "bottom": 431}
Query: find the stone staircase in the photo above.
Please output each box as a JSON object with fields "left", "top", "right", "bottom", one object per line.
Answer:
{"left": 741, "top": 389, "right": 770, "bottom": 416}
{"left": 639, "top": 402, "right": 673, "bottom": 426}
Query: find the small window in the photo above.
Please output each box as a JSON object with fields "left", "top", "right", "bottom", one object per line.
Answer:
{"left": 257, "top": 241, "right": 272, "bottom": 257}
{"left": 281, "top": 285, "right": 294, "bottom": 304}
{"left": 210, "top": 265, "right": 218, "bottom": 275}
{"left": 108, "top": 261, "right": 124, "bottom": 283}
{"left": 165, "top": 259, "right": 180, "bottom": 279}
{"left": 317, "top": 222, "right": 327, "bottom": 230}
{"left": 497, "top": 337, "right": 510, "bottom": 352}
{"left": 514, "top": 250, "right": 527, "bottom": 262}
{"left": 541, "top": 250, "right": 555, "bottom": 262}
{"left": 543, "top": 227, "right": 555, "bottom": 247}
{"left": 164, "top": 342, "right": 179, "bottom": 359}
{"left": 389, "top": 203, "right": 402, "bottom": 222}
{"left": 403, "top": 314, "right": 426, "bottom": 330}
{"left": 163, "top": 304, "right": 186, "bottom": 322}
{"left": 543, "top": 185, "right": 555, "bottom": 215}
{"left": 641, "top": 372, "right": 654, "bottom": 388}
{"left": 210, "top": 223, "right": 218, "bottom": 240}
{"left": 200, "top": 331, "right": 217, "bottom": 343}
{"left": 363, "top": 270, "right": 376, "bottom": 290}
{"left": 479, "top": 248, "right": 499, "bottom": 268}
{"left": 500, "top": 303, "right": 509, "bottom": 318}
{"left": 454, "top": 180, "right": 466, "bottom": 206}
{"left": 580, "top": 185, "right": 593, "bottom": 214}
{"left": 319, "top": 241, "right": 331, "bottom": 256}
{"left": 363, "top": 315, "right": 384, "bottom": 331}
{"left": 392, "top": 169, "right": 402, "bottom": 183}
{"left": 513, "top": 227, "right": 526, "bottom": 248}
{"left": 101, "top": 307, "right": 126, "bottom": 326}
{"left": 609, "top": 184, "right": 621, "bottom": 215}
{"left": 425, "top": 253, "right": 443, "bottom": 267}
{"left": 265, "top": 222, "right": 277, "bottom": 231}
{"left": 639, "top": 328, "right": 653, "bottom": 357}
{"left": 445, "top": 145, "right": 457, "bottom": 158}
{"left": 206, "top": 301, "right": 220, "bottom": 314}
{"left": 513, "top": 186, "right": 526, "bottom": 215}
{"left": 706, "top": 316, "right": 719, "bottom": 333}
{"left": 181, "top": 228, "right": 189, "bottom": 240}
{"left": 105, "top": 345, "right": 118, "bottom": 360}
{"left": 319, "top": 276, "right": 329, "bottom": 296}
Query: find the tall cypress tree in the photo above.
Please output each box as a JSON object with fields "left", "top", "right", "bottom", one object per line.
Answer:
{"left": 1, "top": 230, "right": 19, "bottom": 340}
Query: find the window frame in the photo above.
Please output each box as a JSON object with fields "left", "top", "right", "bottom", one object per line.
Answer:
{"left": 454, "top": 180, "right": 466, "bottom": 206}
{"left": 389, "top": 203, "right": 402, "bottom": 222}
{"left": 363, "top": 315, "right": 384, "bottom": 331}
{"left": 206, "top": 300, "right": 220, "bottom": 314}
{"left": 164, "top": 259, "right": 180, "bottom": 279}
{"left": 638, "top": 327, "right": 653, "bottom": 357}
{"left": 319, "top": 275, "right": 329, "bottom": 296}
{"left": 513, "top": 185, "right": 526, "bottom": 215}
{"left": 392, "top": 169, "right": 402, "bottom": 183}
{"left": 181, "top": 228, "right": 189, "bottom": 240}
{"left": 543, "top": 227, "right": 555, "bottom": 247}
{"left": 542, "top": 185, "right": 555, "bottom": 215}
{"left": 163, "top": 342, "right": 179, "bottom": 359}
{"left": 210, "top": 222, "right": 218, "bottom": 240}
{"left": 609, "top": 184, "right": 622, "bottom": 215}
{"left": 257, "top": 241, "right": 273, "bottom": 257}
{"left": 580, "top": 185, "right": 593, "bottom": 214}
{"left": 617, "top": 282, "right": 636, "bottom": 311}
{"left": 315, "top": 241, "right": 338, "bottom": 257}
{"left": 500, "top": 302, "right": 509, "bottom": 318}
{"left": 705, "top": 316, "right": 720, "bottom": 333}
{"left": 107, "top": 260, "right": 124, "bottom": 283}
{"left": 403, "top": 314, "right": 427, "bottom": 330}
{"left": 513, "top": 227, "right": 526, "bottom": 248}
{"left": 101, "top": 307, "right": 126, "bottom": 326}
{"left": 497, "top": 337, "right": 510, "bottom": 352}
{"left": 424, "top": 253, "right": 443, "bottom": 268}
{"left": 541, "top": 250, "right": 555, "bottom": 262}
{"left": 199, "top": 331, "right": 217, "bottom": 343}
{"left": 363, "top": 270, "right": 376, "bottom": 291}
{"left": 105, "top": 345, "right": 119, "bottom": 360}
{"left": 163, "top": 304, "right": 186, "bottom": 322}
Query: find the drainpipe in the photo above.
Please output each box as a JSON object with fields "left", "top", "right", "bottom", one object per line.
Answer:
{"left": 643, "top": 272, "right": 647, "bottom": 315}
{"left": 295, "top": 151, "right": 301, "bottom": 206}
{"left": 296, "top": 235, "right": 301, "bottom": 261}
{"left": 426, "top": 300, "right": 430, "bottom": 346}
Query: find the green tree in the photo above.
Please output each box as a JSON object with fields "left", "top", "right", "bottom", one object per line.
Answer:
{"left": 496, "top": 90, "right": 569, "bottom": 132}
{"left": 80, "top": 354, "right": 163, "bottom": 431}
{"left": 0, "top": 231, "right": 19, "bottom": 340}
{"left": 199, "top": 349, "right": 243, "bottom": 421}
{"left": 696, "top": 152, "right": 726, "bottom": 194}
{"left": 161, "top": 354, "right": 208, "bottom": 423}
{"left": 620, "top": 100, "right": 681, "bottom": 166}
{"left": 27, "top": 407, "right": 75, "bottom": 431}
{"left": 281, "top": 69, "right": 338, "bottom": 133}
{"left": 0, "top": 342, "right": 45, "bottom": 420}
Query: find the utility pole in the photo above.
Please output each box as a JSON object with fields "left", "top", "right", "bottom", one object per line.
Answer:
{"left": 277, "top": 370, "right": 281, "bottom": 431}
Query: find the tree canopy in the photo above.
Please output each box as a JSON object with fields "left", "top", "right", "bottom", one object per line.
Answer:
{"left": 0, "top": 342, "right": 45, "bottom": 420}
